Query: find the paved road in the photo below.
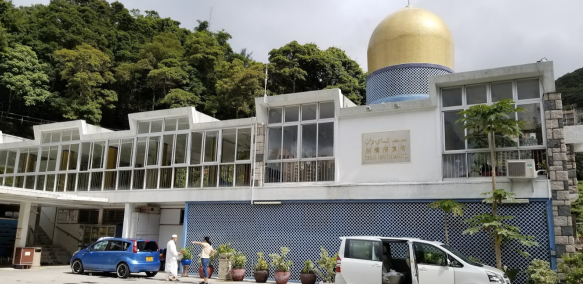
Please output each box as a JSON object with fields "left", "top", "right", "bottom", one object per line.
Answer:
{"left": 0, "top": 266, "right": 272, "bottom": 284}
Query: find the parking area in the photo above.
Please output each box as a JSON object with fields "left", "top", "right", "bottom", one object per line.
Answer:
{"left": 0, "top": 266, "right": 270, "bottom": 284}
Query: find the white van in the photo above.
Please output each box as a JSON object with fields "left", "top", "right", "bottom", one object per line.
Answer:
{"left": 335, "top": 236, "right": 511, "bottom": 284}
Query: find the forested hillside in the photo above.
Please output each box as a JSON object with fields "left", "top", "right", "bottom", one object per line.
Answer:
{"left": 0, "top": 0, "right": 366, "bottom": 137}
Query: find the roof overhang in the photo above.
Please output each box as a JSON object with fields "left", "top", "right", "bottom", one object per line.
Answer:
{"left": 0, "top": 187, "right": 109, "bottom": 208}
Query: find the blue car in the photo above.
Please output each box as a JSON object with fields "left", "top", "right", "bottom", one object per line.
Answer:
{"left": 70, "top": 237, "right": 160, "bottom": 278}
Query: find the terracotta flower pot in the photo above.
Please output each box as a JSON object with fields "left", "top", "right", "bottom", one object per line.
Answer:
{"left": 300, "top": 273, "right": 317, "bottom": 284}
{"left": 231, "top": 268, "right": 246, "bottom": 281}
{"left": 198, "top": 266, "right": 214, "bottom": 278}
{"left": 274, "top": 270, "right": 291, "bottom": 284}
{"left": 253, "top": 270, "right": 269, "bottom": 283}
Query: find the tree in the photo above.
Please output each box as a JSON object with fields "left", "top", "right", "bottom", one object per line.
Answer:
{"left": 0, "top": 44, "right": 51, "bottom": 111}
{"left": 458, "top": 99, "right": 538, "bottom": 269}
{"left": 427, "top": 200, "right": 466, "bottom": 245}
{"left": 212, "top": 59, "right": 265, "bottom": 118}
{"left": 157, "top": 88, "right": 199, "bottom": 109}
{"left": 0, "top": 22, "right": 7, "bottom": 53}
{"left": 53, "top": 43, "right": 117, "bottom": 124}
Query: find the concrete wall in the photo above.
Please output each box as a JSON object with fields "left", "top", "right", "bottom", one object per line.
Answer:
{"left": 54, "top": 223, "right": 81, "bottom": 254}
{"left": 159, "top": 208, "right": 184, "bottom": 250}
{"left": 337, "top": 107, "right": 441, "bottom": 183}
{"left": 39, "top": 207, "right": 56, "bottom": 240}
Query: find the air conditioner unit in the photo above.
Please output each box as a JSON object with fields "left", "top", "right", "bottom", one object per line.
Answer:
{"left": 506, "top": 159, "right": 536, "bottom": 179}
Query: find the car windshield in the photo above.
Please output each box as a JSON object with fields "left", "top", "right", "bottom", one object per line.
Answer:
{"left": 137, "top": 241, "right": 158, "bottom": 252}
{"left": 441, "top": 245, "right": 483, "bottom": 267}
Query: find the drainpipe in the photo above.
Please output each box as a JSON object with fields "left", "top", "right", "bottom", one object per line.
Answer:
{"left": 251, "top": 121, "right": 257, "bottom": 205}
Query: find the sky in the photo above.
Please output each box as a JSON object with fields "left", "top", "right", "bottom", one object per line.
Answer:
{"left": 12, "top": 0, "right": 583, "bottom": 79}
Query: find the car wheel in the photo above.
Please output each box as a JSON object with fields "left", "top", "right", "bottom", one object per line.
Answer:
{"left": 71, "top": 259, "right": 84, "bottom": 274}
{"left": 116, "top": 263, "right": 130, "bottom": 278}
{"left": 145, "top": 271, "right": 158, "bottom": 277}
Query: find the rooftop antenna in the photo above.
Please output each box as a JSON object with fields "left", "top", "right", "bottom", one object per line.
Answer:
{"left": 407, "top": 0, "right": 411, "bottom": 7}
{"left": 263, "top": 64, "right": 268, "bottom": 103}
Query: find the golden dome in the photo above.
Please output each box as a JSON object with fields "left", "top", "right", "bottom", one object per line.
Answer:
{"left": 367, "top": 6, "right": 454, "bottom": 73}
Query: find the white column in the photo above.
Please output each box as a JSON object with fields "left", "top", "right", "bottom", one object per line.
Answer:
{"left": 14, "top": 201, "right": 32, "bottom": 248}
{"left": 122, "top": 203, "right": 134, "bottom": 238}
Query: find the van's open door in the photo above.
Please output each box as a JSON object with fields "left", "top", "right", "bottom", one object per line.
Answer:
{"left": 341, "top": 238, "right": 382, "bottom": 284}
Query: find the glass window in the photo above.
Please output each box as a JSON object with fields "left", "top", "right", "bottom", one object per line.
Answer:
{"left": 268, "top": 108, "right": 282, "bottom": 124}
{"left": 236, "top": 128, "right": 252, "bottom": 160}
{"left": 188, "top": 166, "right": 202, "bottom": 188}
{"left": 174, "top": 134, "right": 188, "bottom": 164}
{"left": 77, "top": 172, "right": 89, "bottom": 191}
{"left": 413, "top": 243, "right": 447, "bottom": 266}
{"left": 36, "top": 175, "right": 46, "bottom": 191}
{"left": 38, "top": 147, "right": 49, "bottom": 172}
{"left": 318, "top": 123, "right": 334, "bottom": 157}
{"left": 62, "top": 130, "right": 72, "bottom": 142}
{"left": 150, "top": 120, "right": 163, "bottom": 133}
{"left": 190, "top": 132, "right": 203, "bottom": 165}
{"left": 106, "top": 140, "right": 119, "bottom": 169}
{"left": 282, "top": 126, "right": 298, "bottom": 159}
{"left": 174, "top": 167, "right": 187, "bottom": 188}
{"left": 134, "top": 138, "right": 147, "bottom": 168}
{"left": 146, "top": 169, "right": 158, "bottom": 189}
{"left": 177, "top": 117, "right": 189, "bottom": 130}
{"left": 518, "top": 103, "right": 543, "bottom": 146}
{"left": 147, "top": 137, "right": 160, "bottom": 166}
{"left": 302, "top": 124, "right": 317, "bottom": 158}
{"left": 118, "top": 170, "right": 131, "bottom": 190}
{"left": 491, "top": 81, "right": 513, "bottom": 102}
{"left": 267, "top": 127, "right": 282, "bottom": 160}
{"left": 466, "top": 85, "right": 487, "bottom": 105}
{"left": 302, "top": 104, "right": 317, "bottom": 121}
{"left": 517, "top": 79, "right": 540, "bottom": 100}
{"left": 119, "top": 139, "right": 133, "bottom": 167}
{"left": 219, "top": 164, "right": 234, "bottom": 187}
{"left": 107, "top": 240, "right": 125, "bottom": 251}
{"left": 164, "top": 118, "right": 177, "bottom": 132}
{"left": 47, "top": 146, "right": 58, "bottom": 171}
{"left": 161, "top": 135, "right": 174, "bottom": 166}
{"left": 28, "top": 148, "right": 39, "bottom": 172}
{"left": 235, "top": 164, "right": 251, "bottom": 186}
{"left": 91, "top": 241, "right": 108, "bottom": 251}
{"left": 5, "top": 151, "right": 17, "bottom": 174}
{"left": 444, "top": 111, "right": 465, "bottom": 150}
{"left": 68, "top": 144, "right": 79, "bottom": 170}
{"left": 41, "top": 132, "right": 51, "bottom": 143}
{"left": 319, "top": 102, "right": 335, "bottom": 119}
{"left": 204, "top": 131, "right": 218, "bottom": 163}
{"left": 80, "top": 143, "right": 91, "bottom": 171}
{"left": 442, "top": 88, "right": 462, "bottom": 107}
{"left": 0, "top": 151, "right": 6, "bottom": 174}
{"left": 285, "top": 106, "right": 299, "bottom": 122}
{"left": 50, "top": 131, "right": 61, "bottom": 143}
{"left": 17, "top": 149, "right": 28, "bottom": 173}
{"left": 92, "top": 142, "right": 105, "bottom": 169}
{"left": 159, "top": 168, "right": 172, "bottom": 189}
{"left": 221, "top": 129, "right": 237, "bottom": 163}
{"left": 317, "top": 160, "right": 334, "bottom": 181}
{"left": 346, "top": 239, "right": 382, "bottom": 261}
{"left": 138, "top": 121, "right": 149, "bottom": 134}
{"left": 72, "top": 129, "right": 80, "bottom": 141}
{"left": 203, "top": 165, "right": 218, "bottom": 187}
{"left": 133, "top": 169, "right": 145, "bottom": 190}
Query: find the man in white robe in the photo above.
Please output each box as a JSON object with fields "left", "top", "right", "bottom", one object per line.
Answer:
{"left": 165, "top": 234, "right": 182, "bottom": 281}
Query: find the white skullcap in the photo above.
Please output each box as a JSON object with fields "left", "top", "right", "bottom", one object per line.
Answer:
{"left": 171, "top": 234, "right": 178, "bottom": 238}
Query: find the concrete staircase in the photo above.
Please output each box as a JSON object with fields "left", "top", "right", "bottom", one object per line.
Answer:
{"left": 34, "top": 227, "right": 71, "bottom": 265}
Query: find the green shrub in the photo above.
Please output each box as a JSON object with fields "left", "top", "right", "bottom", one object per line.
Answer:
{"left": 216, "top": 243, "right": 235, "bottom": 254}
{"left": 315, "top": 247, "right": 338, "bottom": 283}
{"left": 558, "top": 253, "right": 583, "bottom": 284}
{"left": 269, "top": 247, "right": 293, "bottom": 272}
{"left": 181, "top": 247, "right": 193, "bottom": 260}
{"left": 525, "top": 259, "right": 559, "bottom": 284}
{"left": 254, "top": 252, "right": 269, "bottom": 271}
{"left": 231, "top": 251, "right": 247, "bottom": 269}
{"left": 301, "top": 260, "right": 315, "bottom": 274}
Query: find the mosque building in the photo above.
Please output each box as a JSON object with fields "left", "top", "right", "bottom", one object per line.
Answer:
{"left": 0, "top": 4, "right": 579, "bottom": 282}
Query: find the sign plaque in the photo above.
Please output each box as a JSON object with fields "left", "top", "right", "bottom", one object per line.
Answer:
{"left": 362, "top": 130, "right": 410, "bottom": 164}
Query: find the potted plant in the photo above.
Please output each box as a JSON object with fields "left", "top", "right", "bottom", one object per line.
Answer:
{"left": 198, "top": 251, "right": 217, "bottom": 278}
{"left": 315, "top": 247, "right": 337, "bottom": 284}
{"left": 269, "top": 247, "right": 293, "bottom": 284}
{"left": 217, "top": 243, "right": 235, "bottom": 258}
{"left": 300, "top": 260, "right": 316, "bottom": 284}
{"left": 216, "top": 243, "right": 236, "bottom": 280}
{"left": 180, "top": 247, "right": 193, "bottom": 277}
{"left": 253, "top": 252, "right": 269, "bottom": 283}
{"left": 230, "top": 251, "right": 247, "bottom": 281}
